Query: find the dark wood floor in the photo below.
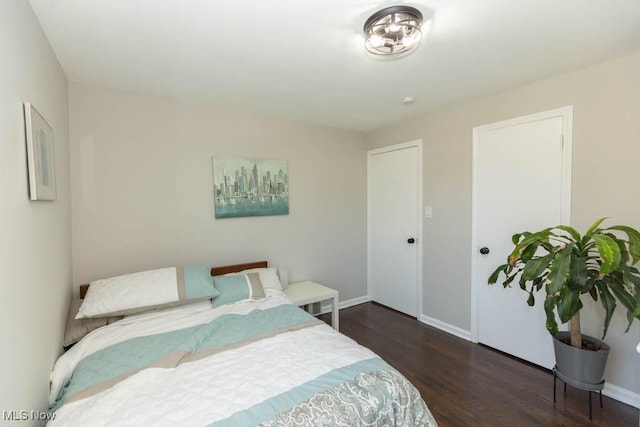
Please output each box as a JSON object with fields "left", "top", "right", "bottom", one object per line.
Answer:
{"left": 323, "top": 302, "right": 639, "bottom": 427}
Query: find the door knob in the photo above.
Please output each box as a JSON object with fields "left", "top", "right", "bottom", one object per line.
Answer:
{"left": 407, "top": 238, "right": 416, "bottom": 244}
{"left": 479, "top": 247, "right": 490, "bottom": 255}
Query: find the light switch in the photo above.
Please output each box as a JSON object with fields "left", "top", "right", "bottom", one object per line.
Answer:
{"left": 424, "top": 206, "right": 433, "bottom": 218}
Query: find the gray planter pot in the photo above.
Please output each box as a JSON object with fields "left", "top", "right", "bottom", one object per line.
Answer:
{"left": 553, "top": 331, "right": 610, "bottom": 386}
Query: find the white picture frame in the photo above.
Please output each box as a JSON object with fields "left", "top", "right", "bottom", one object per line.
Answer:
{"left": 24, "top": 102, "right": 56, "bottom": 201}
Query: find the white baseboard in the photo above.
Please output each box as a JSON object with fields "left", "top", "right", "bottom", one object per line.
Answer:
{"left": 332, "top": 302, "right": 639, "bottom": 410}
{"left": 339, "top": 296, "right": 371, "bottom": 310}
{"left": 603, "top": 382, "right": 640, "bottom": 409}
{"left": 419, "top": 314, "right": 472, "bottom": 342}
{"left": 337, "top": 303, "right": 640, "bottom": 410}
{"left": 417, "top": 314, "right": 639, "bottom": 409}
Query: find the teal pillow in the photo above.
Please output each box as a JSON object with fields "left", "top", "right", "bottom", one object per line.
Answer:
{"left": 212, "top": 273, "right": 266, "bottom": 308}
{"left": 182, "top": 265, "right": 220, "bottom": 299}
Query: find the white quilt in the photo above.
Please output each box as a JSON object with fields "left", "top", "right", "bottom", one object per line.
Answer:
{"left": 49, "top": 290, "right": 436, "bottom": 426}
{"left": 50, "top": 291, "right": 291, "bottom": 403}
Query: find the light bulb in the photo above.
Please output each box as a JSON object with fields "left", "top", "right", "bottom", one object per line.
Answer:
{"left": 402, "top": 33, "right": 421, "bottom": 47}
{"left": 369, "top": 34, "right": 384, "bottom": 48}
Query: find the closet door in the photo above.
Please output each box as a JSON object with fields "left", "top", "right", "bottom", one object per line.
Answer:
{"left": 368, "top": 140, "right": 422, "bottom": 317}
{"left": 472, "top": 107, "right": 572, "bottom": 368}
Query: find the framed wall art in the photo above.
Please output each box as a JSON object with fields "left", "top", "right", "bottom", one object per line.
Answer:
{"left": 212, "top": 156, "right": 289, "bottom": 219}
{"left": 24, "top": 102, "right": 56, "bottom": 201}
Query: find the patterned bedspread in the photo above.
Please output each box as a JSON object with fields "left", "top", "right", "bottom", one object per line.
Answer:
{"left": 49, "top": 291, "right": 437, "bottom": 426}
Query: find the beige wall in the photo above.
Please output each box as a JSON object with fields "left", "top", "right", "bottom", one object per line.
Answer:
{"left": 6, "top": 6, "right": 637, "bottom": 411}
{"left": 366, "top": 51, "right": 640, "bottom": 399}
{"left": 0, "top": 0, "right": 71, "bottom": 421}
{"left": 69, "top": 83, "right": 367, "bottom": 301}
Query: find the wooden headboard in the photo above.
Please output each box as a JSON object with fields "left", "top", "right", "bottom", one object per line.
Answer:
{"left": 79, "top": 261, "right": 268, "bottom": 299}
{"left": 210, "top": 260, "right": 267, "bottom": 276}
{"left": 79, "top": 284, "right": 90, "bottom": 299}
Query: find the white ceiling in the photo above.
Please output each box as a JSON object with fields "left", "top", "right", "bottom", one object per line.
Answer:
{"left": 29, "top": 0, "right": 640, "bottom": 132}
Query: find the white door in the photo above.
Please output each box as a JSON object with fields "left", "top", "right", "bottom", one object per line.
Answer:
{"left": 368, "top": 141, "right": 422, "bottom": 317}
{"left": 472, "top": 107, "right": 572, "bottom": 369}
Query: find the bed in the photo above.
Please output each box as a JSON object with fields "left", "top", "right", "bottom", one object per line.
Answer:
{"left": 49, "top": 261, "right": 436, "bottom": 426}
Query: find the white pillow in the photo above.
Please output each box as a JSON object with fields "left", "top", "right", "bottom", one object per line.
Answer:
{"left": 77, "top": 265, "right": 219, "bottom": 318}
{"left": 224, "top": 267, "right": 283, "bottom": 291}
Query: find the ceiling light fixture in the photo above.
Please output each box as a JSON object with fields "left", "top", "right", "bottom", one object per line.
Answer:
{"left": 363, "top": 5, "right": 423, "bottom": 58}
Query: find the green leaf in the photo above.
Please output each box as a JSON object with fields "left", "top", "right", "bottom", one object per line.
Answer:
{"left": 592, "top": 234, "right": 622, "bottom": 274}
{"left": 522, "top": 253, "right": 554, "bottom": 281}
{"left": 595, "top": 282, "right": 617, "bottom": 339}
{"left": 547, "top": 231, "right": 575, "bottom": 245}
{"left": 609, "top": 281, "right": 639, "bottom": 315}
{"left": 611, "top": 235, "right": 630, "bottom": 265}
{"left": 488, "top": 264, "right": 508, "bottom": 285}
{"left": 607, "top": 275, "right": 640, "bottom": 334}
{"left": 622, "top": 295, "right": 640, "bottom": 332}
{"left": 619, "top": 263, "right": 640, "bottom": 292}
{"left": 527, "top": 292, "right": 535, "bottom": 306}
{"left": 508, "top": 229, "right": 552, "bottom": 264}
{"left": 533, "top": 277, "right": 544, "bottom": 292}
{"left": 519, "top": 275, "right": 527, "bottom": 291}
{"left": 540, "top": 240, "right": 555, "bottom": 252}
{"left": 544, "top": 297, "right": 559, "bottom": 336}
{"left": 626, "top": 311, "right": 636, "bottom": 333}
{"left": 585, "top": 217, "right": 608, "bottom": 238}
{"left": 502, "top": 271, "right": 519, "bottom": 288}
{"left": 512, "top": 232, "right": 526, "bottom": 245}
{"left": 520, "top": 242, "right": 539, "bottom": 263}
{"left": 608, "top": 225, "right": 640, "bottom": 264}
{"left": 567, "top": 256, "right": 588, "bottom": 291}
{"left": 557, "top": 287, "right": 582, "bottom": 323}
{"left": 555, "top": 225, "right": 581, "bottom": 242}
{"left": 546, "top": 245, "right": 573, "bottom": 295}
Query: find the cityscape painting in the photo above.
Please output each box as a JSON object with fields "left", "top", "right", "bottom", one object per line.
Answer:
{"left": 212, "top": 157, "right": 289, "bottom": 219}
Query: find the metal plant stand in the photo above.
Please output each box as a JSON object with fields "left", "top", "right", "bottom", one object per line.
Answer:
{"left": 553, "top": 366, "right": 604, "bottom": 421}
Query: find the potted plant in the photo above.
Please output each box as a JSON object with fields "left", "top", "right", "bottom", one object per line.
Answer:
{"left": 488, "top": 218, "right": 640, "bottom": 386}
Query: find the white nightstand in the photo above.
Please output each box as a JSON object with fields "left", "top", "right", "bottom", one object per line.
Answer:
{"left": 285, "top": 281, "right": 339, "bottom": 331}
